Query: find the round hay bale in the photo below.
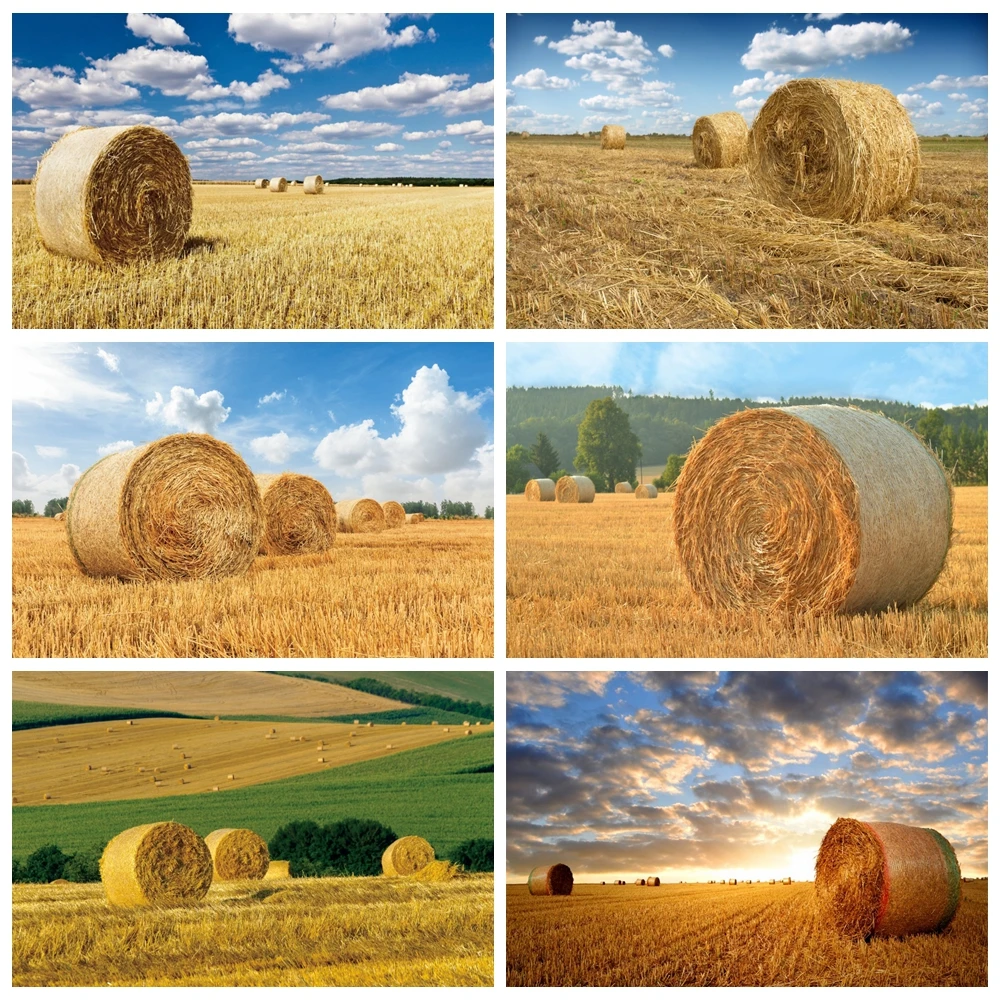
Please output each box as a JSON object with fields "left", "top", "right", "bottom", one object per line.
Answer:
{"left": 815, "top": 818, "right": 961, "bottom": 939}
{"left": 303, "top": 174, "right": 324, "bottom": 194}
{"left": 431, "top": 720, "right": 439, "bottom": 726}
{"left": 728, "top": 878, "right": 737, "bottom": 885}
{"left": 254, "top": 473, "right": 337, "bottom": 555}
{"left": 769, "top": 878, "right": 776, "bottom": 884}
{"left": 601, "top": 125, "right": 626, "bottom": 150}
{"left": 635, "top": 878, "right": 646, "bottom": 886}
{"left": 647, "top": 876, "right": 661, "bottom": 886}
{"left": 555, "top": 475, "right": 596, "bottom": 504}
{"left": 100, "top": 821, "right": 213, "bottom": 906}
{"left": 673, "top": 406, "right": 951, "bottom": 615}
{"left": 782, "top": 877, "right": 792, "bottom": 884}
{"left": 32, "top": 125, "right": 192, "bottom": 265}
{"left": 53, "top": 511, "right": 65, "bottom": 521}
{"left": 382, "top": 836, "right": 435, "bottom": 876}
{"left": 614, "top": 481, "right": 632, "bottom": 493}
{"left": 521, "top": 131, "right": 529, "bottom": 138}
{"left": 525, "top": 478, "right": 556, "bottom": 502}
{"left": 366, "top": 721, "right": 374, "bottom": 728}
{"left": 336, "top": 497, "right": 386, "bottom": 533}
{"left": 49, "top": 878, "right": 70, "bottom": 886}
{"left": 254, "top": 178, "right": 268, "bottom": 189}
{"left": 635, "top": 483, "right": 658, "bottom": 499}
{"left": 204, "top": 828, "right": 270, "bottom": 881}
{"left": 382, "top": 500, "right": 406, "bottom": 529}
{"left": 269, "top": 177, "right": 288, "bottom": 192}
{"left": 264, "top": 860, "right": 290, "bottom": 880}
{"left": 528, "top": 864, "right": 574, "bottom": 896}
{"left": 746, "top": 78, "right": 920, "bottom": 223}
{"left": 66, "top": 434, "right": 263, "bottom": 581}
{"left": 692, "top": 112, "right": 748, "bottom": 168}
{"left": 405, "top": 512, "right": 424, "bottom": 523}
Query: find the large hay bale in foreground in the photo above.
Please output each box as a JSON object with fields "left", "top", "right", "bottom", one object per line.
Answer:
{"left": 601, "top": 125, "right": 626, "bottom": 150}
{"left": 382, "top": 836, "right": 435, "bottom": 875}
{"left": 254, "top": 473, "right": 336, "bottom": 555}
{"left": 204, "top": 828, "right": 270, "bottom": 881}
{"left": 673, "top": 406, "right": 951, "bottom": 615}
{"left": 635, "top": 484, "right": 658, "bottom": 499}
{"left": 303, "top": 174, "right": 324, "bottom": 194}
{"left": 614, "top": 481, "right": 632, "bottom": 493}
{"left": 746, "top": 78, "right": 920, "bottom": 222}
{"left": 815, "top": 818, "right": 961, "bottom": 939}
{"left": 32, "top": 125, "right": 192, "bottom": 264}
{"left": 264, "top": 860, "right": 290, "bottom": 880}
{"left": 525, "top": 478, "right": 555, "bottom": 502}
{"left": 647, "top": 876, "right": 661, "bottom": 886}
{"left": 269, "top": 177, "right": 288, "bottom": 192}
{"left": 555, "top": 475, "right": 595, "bottom": 504}
{"left": 382, "top": 500, "right": 406, "bottom": 528}
{"left": 405, "top": 512, "right": 424, "bottom": 523}
{"left": 67, "top": 434, "right": 263, "bottom": 581}
{"left": 337, "top": 497, "right": 386, "bottom": 533}
{"left": 528, "top": 863, "right": 573, "bottom": 896}
{"left": 100, "top": 822, "right": 213, "bottom": 906}
{"left": 692, "top": 112, "right": 748, "bottom": 168}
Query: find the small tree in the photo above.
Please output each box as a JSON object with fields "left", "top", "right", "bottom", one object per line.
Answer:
{"left": 12, "top": 499, "right": 35, "bottom": 516}
{"left": 269, "top": 820, "right": 326, "bottom": 875}
{"left": 23, "top": 844, "right": 70, "bottom": 883}
{"left": 62, "top": 846, "right": 103, "bottom": 883}
{"left": 506, "top": 444, "right": 532, "bottom": 494}
{"left": 321, "top": 818, "right": 398, "bottom": 876}
{"left": 484, "top": 506, "right": 494, "bottom": 520}
{"left": 453, "top": 838, "right": 493, "bottom": 872}
{"left": 530, "top": 433, "right": 560, "bottom": 479}
{"left": 574, "top": 397, "right": 641, "bottom": 492}
{"left": 654, "top": 454, "right": 686, "bottom": 490}
{"left": 43, "top": 497, "right": 69, "bottom": 518}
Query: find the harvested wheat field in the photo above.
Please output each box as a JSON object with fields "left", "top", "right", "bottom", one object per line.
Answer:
{"left": 13, "top": 183, "right": 493, "bottom": 329}
{"left": 507, "top": 136, "right": 986, "bottom": 328}
{"left": 506, "top": 487, "right": 985, "bottom": 657}
{"left": 14, "top": 518, "right": 492, "bottom": 657}
{"left": 14, "top": 873, "right": 493, "bottom": 986}
{"left": 506, "top": 880, "right": 986, "bottom": 986}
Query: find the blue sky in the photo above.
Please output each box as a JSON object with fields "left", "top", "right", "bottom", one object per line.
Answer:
{"left": 507, "top": 13, "right": 987, "bottom": 135}
{"left": 13, "top": 13, "right": 494, "bottom": 179}
{"left": 12, "top": 342, "right": 494, "bottom": 512}
{"left": 507, "top": 671, "right": 988, "bottom": 882}
{"left": 507, "top": 342, "right": 987, "bottom": 409}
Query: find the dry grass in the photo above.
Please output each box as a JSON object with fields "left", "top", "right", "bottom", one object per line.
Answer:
{"left": 506, "top": 487, "right": 986, "bottom": 657}
{"left": 506, "top": 880, "right": 986, "bottom": 986}
{"left": 506, "top": 135, "right": 986, "bottom": 328}
{"left": 13, "top": 873, "right": 493, "bottom": 986}
{"left": 13, "top": 183, "right": 493, "bottom": 329}
{"left": 13, "top": 518, "right": 493, "bottom": 657}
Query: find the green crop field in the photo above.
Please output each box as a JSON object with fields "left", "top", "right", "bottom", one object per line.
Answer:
{"left": 274, "top": 671, "right": 495, "bottom": 705}
{"left": 13, "top": 701, "right": 191, "bottom": 730}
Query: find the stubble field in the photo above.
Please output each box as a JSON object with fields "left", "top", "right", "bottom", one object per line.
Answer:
{"left": 13, "top": 183, "right": 493, "bottom": 329}
{"left": 506, "top": 486, "right": 986, "bottom": 657}
{"left": 506, "top": 136, "right": 987, "bottom": 328}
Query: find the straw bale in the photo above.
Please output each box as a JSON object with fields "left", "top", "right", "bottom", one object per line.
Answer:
{"left": 382, "top": 836, "right": 435, "bottom": 876}
{"left": 693, "top": 112, "right": 749, "bottom": 168}
{"left": 126, "top": 720, "right": 134, "bottom": 726}
{"left": 43, "top": 793, "right": 51, "bottom": 800}
{"left": 405, "top": 512, "right": 424, "bottom": 523}
{"left": 204, "top": 828, "right": 270, "bottom": 881}
{"left": 50, "top": 879, "right": 70, "bottom": 886}
{"left": 53, "top": 511, "right": 65, "bottom": 521}
{"left": 525, "top": 478, "right": 556, "bottom": 502}
{"left": 782, "top": 877, "right": 792, "bottom": 884}
{"left": 66, "top": 433, "right": 263, "bottom": 581}
{"left": 521, "top": 131, "right": 529, "bottom": 138}
{"left": 227, "top": 773, "right": 235, "bottom": 780}
{"left": 254, "top": 178, "right": 268, "bottom": 189}
{"left": 212, "top": 785, "right": 220, "bottom": 791}
{"left": 336, "top": 497, "right": 386, "bottom": 533}
{"left": 264, "top": 860, "right": 290, "bottom": 880}
{"left": 401, "top": 721, "right": 407, "bottom": 726}
{"left": 317, "top": 756, "right": 326, "bottom": 762}
{"left": 635, "top": 483, "right": 658, "bottom": 499}
{"left": 635, "top": 878, "right": 646, "bottom": 886}
{"left": 443, "top": 727, "right": 450, "bottom": 732}
{"left": 769, "top": 879, "right": 776, "bottom": 884}
{"left": 614, "top": 481, "right": 632, "bottom": 493}
{"left": 366, "top": 722, "right": 374, "bottom": 728}
{"left": 32, "top": 125, "right": 192, "bottom": 264}
{"left": 382, "top": 500, "right": 406, "bottom": 528}
{"left": 601, "top": 125, "right": 626, "bottom": 150}
{"left": 254, "top": 473, "right": 337, "bottom": 555}
{"left": 431, "top": 720, "right": 439, "bottom": 726}
{"left": 407, "top": 860, "right": 460, "bottom": 882}
{"left": 647, "top": 876, "right": 661, "bottom": 886}
{"left": 728, "top": 878, "right": 737, "bottom": 885}
{"left": 386, "top": 743, "right": 394, "bottom": 749}
{"left": 529, "top": 864, "right": 574, "bottom": 895}
{"left": 746, "top": 78, "right": 920, "bottom": 223}
{"left": 673, "top": 405, "right": 951, "bottom": 615}
{"left": 269, "top": 177, "right": 288, "bottom": 192}
{"left": 354, "top": 720, "right": 360, "bottom": 725}
{"left": 100, "top": 821, "right": 213, "bottom": 906}
{"left": 555, "top": 475, "right": 596, "bottom": 503}
{"left": 815, "top": 817, "right": 961, "bottom": 939}
{"left": 303, "top": 174, "right": 324, "bottom": 194}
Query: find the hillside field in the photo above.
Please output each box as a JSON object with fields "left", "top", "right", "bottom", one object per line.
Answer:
{"left": 281, "top": 671, "right": 495, "bottom": 705}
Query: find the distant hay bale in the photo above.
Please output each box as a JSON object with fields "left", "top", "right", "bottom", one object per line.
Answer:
{"left": 601, "top": 125, "right": 626, "bottom": 150}
{"left": 647, "top": 876, "right": 661, "bottom": 886}
{"left": 746, "top": 78, "right": 920, "bottom": 222}
{"left": 382, "top": 836, "right": 435, "bottom": 876}
{"left": 815, "top": 818, "right": 961, "bottom": 939}
{"left": 405, "top": 512, "right": 424, "bottom": 523}
{"left": 635, "top": 484, "right": 658, "bottom": 499}
{"left": 254, "top": 178, "right": 268, "bottom": 189}
{"left": 227, "top": 773, "right": 235, "bottom": 780}
{"left": 264, "top": 860, "right": 290, "bottom": 880}
{"left": 66, "top": 434, "right": 263, "bottom": 581}
{"left": 521, "top": 131, "right": 529, "bottom": 138}
{"left": 635, "top": 878, "right": 646, "bottom": 886}
{"left": 50, "top": 878, "right": 70, "bottom": 886}
{"left": 366, "top": 721, "right": 374, "bottom": 728}
{"left": 614, "top": 482, "right": 632, "bottom": 493}
{"left": 555, "top": 475, "right": 596, "bottom": 504}
{"left": 53, "top": 511, "right": 65, "bottom": 521}
{"left": 32, "top": 125, "right": 192, "bottom": 264}
{"left": 382, "top": 500, "right": 406, "bottom": 528}
{"left": 353, "top": 719, "right": 360, "bottom": 725}
{"left": 431, "top": 720, "right": 439, "bottom": 726}
{"left": 782, "top": 877, "right": 792, "bottom": 884}
{"left": 269, "top": 177, "right": 288, "bottom": 192}
{"left": 401, "top": 721, "right": 407, "bottom": 726}
{"left": 385, "top": 743, "right": 394, "bottom": 749}
{"left": 204, "top": 828, "right": 270, "bottom": 881}
{"left": 443, "top": 727, "right": 450, "bottom": 732}
{"left": 692, "top": 112, "right": 748, "bottom": 168}
{"left": 303, "top": 174, "right": 324, "bottom": 194}
{"left": 100, "top": 822, "right": 213, "bottom": 906}
{"left": 317, "top": 756, "right": 326, "bottom": 762}
{"left": 525, "top": 478, "right": 556, "bottom": 502}
{"left": 126, "top": 720, "right": 134, "bottom": 726}
{"left": 183, "top": 763, "right": 191, "bottom": 770}
{"left": 254, "top": 473, "right": 337, "bottom": 555}
{"left": 728, "top": 878, "right": 737, "bottom": 885}
{"left": 336, "top": 497, "right": 386, "bottom": 533}
{"left": 528, "top": 864, "right": 574, "bottom": 896}
{"left": 769, "top": 879, "right": 776, "bottom": 884}
{"left": 673, "top": 406, "right": 951, "bottom": 615}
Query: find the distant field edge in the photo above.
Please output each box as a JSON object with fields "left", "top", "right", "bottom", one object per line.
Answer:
{"left": 13, "top": 701, "right": 193, "bottom": 730}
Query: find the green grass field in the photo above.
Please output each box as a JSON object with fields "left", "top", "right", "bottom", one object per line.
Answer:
{"left": 272, "top": 671, "right": 494, "bottom": 705}
{"left": 13, "top": 700, "right": 191, "bottom": 730}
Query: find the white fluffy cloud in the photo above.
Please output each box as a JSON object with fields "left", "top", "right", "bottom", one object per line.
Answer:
{"left": 258, "top": 390, "right": 286, "bottom": 405}
{"left": 126, "top": 13, "right": 190, "bottom": 47}
{"left": 312, "top": 120, "right": 400, "bottom": 137}
{"left": 732, "top": 71, "right": 793, "bottom": 97}
{"left": 533, "top": 35, "right": 547, "bottom": 45}
{"left": 35, "top": 445, "right": 66, "bottom": 459}
{"left": 145, "top": 386, "right": 230, "bottom": 434}
{"left": 512, "top": 68, "right": 573, "bottom": 90}
{"left": 741, "top": 20, "right": 913, "bottom": 72}
{"left": 321, "top": 72, "right": 493, "bottom": 116}
{"left": 804, "top": 13, "right": 843, "bottom": 20}
{"left": 13, "top": 452, "right": 81, "bottom": 499}
{"left": 374, "top": 142, "right": 404, "bottom": 151}
{"left": 550, "top": 20, "right": 652, "bottom": 61}
{"left": 97, "top": 440, "right": 135, "bottom": 456}
{"left": 908, "top": 74, "right": 987, "bottom": 92}
{"left": 897, "top": 93, "right": 945, "bottom": 118}
{"left": 658, "top": 44, "right": 675, "bottom": 58}
{"left": 96, "top": 348, "right": 119, "bottom": 372}
{"left": 250, "top": 430, "right": 308, "bottom": 464}
{"left": 12, "top": 65, "right": 139, "bottom": 108}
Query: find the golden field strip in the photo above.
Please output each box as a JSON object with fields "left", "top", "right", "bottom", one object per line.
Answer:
{"left": 14, "top": 518, "right": 493, "bottom": 658}
{"left": 506, "top": 881, "right": 986, "bottom": 987}
{"left": 507, "top": 136, "right": 987, "bottom": 329}
{"left": 506, "top": 486, "right": 986, "bottom": 657}
{"left": 13, "top": 183, "right": 493, "bottom": 329}
{"left": 15, "top": 874, "right": 493, "bottom": 986}
{"left": 14, "top": 718, "right": 479, "bottom": 806}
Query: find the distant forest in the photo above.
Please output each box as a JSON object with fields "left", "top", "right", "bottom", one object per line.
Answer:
{"left": 507, "top": 386, "right": 987, "bottom": 485}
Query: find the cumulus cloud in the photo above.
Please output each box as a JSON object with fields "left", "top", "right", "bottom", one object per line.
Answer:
{"left": 35, "top": 445, "right": 66, "bottom": 459}
{"left": 374, "top": 142, "right": 404, "bottom": 151}
{"left": 13, "top": 452, "right": 81, "bottom": 497}
{"left": 908, "top": 74, "right": 987, "bottom": 92}
{"left": 12, "top": 65, "right": 140, "bottom": 108}
{"left": 897, "top": 93, "right": 945, "bottom": 118}
{"left": 145, "top": 386, "right": 230, "bottom": 434}
{"left": 97, "top": 439, "right": 135, "bottom": 456}
{"left": 96, "top": 348, "right": 119, "bottom": 372}
{"left": 732, "top": 71, "right": 793, "bottom": 97}
{"left": 312, "top": 120, "right": 400, "bottom": 137}
{"left": 549, "top": 19, "right": 652, "bottom": 61}
{"left": 126, "top": 13, "right": 190, "bottom": 46}
{"left": 533, "top": 35, "right": 547, "bottom": 45}
{"left": 741, "top": 20, "right": 913, "bottom": 72}
{"left": 249, "top": 430, "right": 309, "bottom": 464}
{"left": 658, "top": 44, "right": 675, "bottom": 58}
{"left": 804, "top": 13, "right": 843, "bottom": 20}
{"left": 321, "top": 72, "right": 493, "bottom": 116}
{"left": 511, "top": 68, "right": 573, "bottom": 90}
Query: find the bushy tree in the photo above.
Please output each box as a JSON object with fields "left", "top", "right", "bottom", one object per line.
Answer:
{"left": 44, "top": 497, "right": 69, "bottom": 518}
{"left": 530, "top": 433, "right": 560, "bottom": 479}
{"left": 506, "top": 444, "right": 532, "bottom": 494}
{"left": 13, "top": 858, "right": 23, "bottom": 883}
{"left": 401, "top": 500, "right": 438, "bottom": 518}
{"left": 484, "top": 506, "right": 494, "bottom": 520}
{"left": 574, "top": 397, "right": 641, "bottom": 492}
{"left": 23, "top": 844, "right": 70, "bottom": 883}
{"left": 653, "top": 454, "right": 686, "bottom": 490}
{"left": 269, "top": 818, "right": 397, "bottom": 878}
{"left": 12, "top": 499, "right": 35, "bottom": 516}
{"left": 453, "top": 838, "right": 493, "bottom": 872}
{"left": 269, "top": 820, "right": 326, "bottom": 875}
{"left": 62, "top": 846, "right": 103, "bottom": 883}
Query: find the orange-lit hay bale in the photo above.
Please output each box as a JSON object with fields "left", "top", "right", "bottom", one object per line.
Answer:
{"left": 405, "top": 512, "right": 424, "bottom": 523}
{"left": 815, "top": 818, "right": 961, "bottom": 939}
{"left": 673, "top": 406, "right": 951, "bottom": 615}
{"left": 66, "top": 434, "right": 263, "bottom": 581}
{"left": 204, "top": 828, "right": 270, "bottom": 881}
{"left": 525, "top": 478, "right": 556, "bottom": 502}
{"left": 601, "top": 125, "right": 626, "bottom": 150}
{"left": 746, "top": 78, "right": 920, "bottom": 223}
{"left": 614, "top": 482, "right": 632, "bottom": 493}
{"left": 382, "top": 836, "right": 435, "bottom": 876}
{"left": 635, "top": 878, "right": 646, "bottom": 886}
{"left": 431, "top": 720, "right": 439, "bottom": 726}
{"left": 336, "top": 497, "right": 386, "bottom": 533}
{"left": 692, "top": 111, "right": 748, "bottom": 168}
{"left": 528, "top": 864, "right": 574, "bottom": 895}
{"left": 254, "top": 178, "right": 268, "bottom": 189}
{"left": 264, "top": 860, "right": 290, "bottom": 880}
{"left": 728, "top": 878, "right": 737, "bottom": 885}
{"left": 647, "top": 876, "right": 661, "bottom": 886}
{"left": 769, "top": 879, "right": 776, "bottom": 884}
{"left": 183, "top": 763, "right": 191, "bottom": 770}
{"left": 555, "top": 475, "right": 596, "bottom": 504}
{"left": 100, "top": 822, "right": 213, "bottom": 906}
{"left": 254, "top": 473, "right": 337, "bottom": 555}
{"left": 635, "top": 484, "right": 658, "bottom": 499}
{"left": 782, "top": 877, "right": 792, "bottom": 884}
{"left": 382, "top": 500, "right": 406, "bottom": 528}
{"left": 269, "top": 177, "right": 288, "bottom": 192}
{"left": 303, "top": 174, "right": 324, "bottom": 194}
{"left": 32, "top": 125, "right": 192, "bottom": 264}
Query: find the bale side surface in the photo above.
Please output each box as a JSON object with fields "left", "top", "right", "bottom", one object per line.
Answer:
{"left": 601, "top": 125, "right": 626, "bottom": 150}
{"left": 254, "top": 473, "right": 337, "bottom": 555}
{"left": 525, "top": 478, "right": 556, "bottom": 502}
{"left": 336, "top": 497, "right": 386, "bottom": 533}
{"left": 528, "top": 863, "right": 574, "bottom": 895}
{"left": 204, "top": 828, "right": 270, "bottom": 881}
{"left": 614, "top": 481, "right": 632, "bottom": 493}
{"left": 635, "top": 483, "right": 658, "bottom": 499}
{"left": 269, "top": 177, "right": 288, "bottom": 192}
{"left": 254, "top": 178, "right": 268, "bottom": 189}
{"left": 647, "top": 876, "right": 661, "bottom": 886}
{"left": 303, "top": 174, "right": 324, "bottom": 194}
{"left": 555, "top": 475, "right": 596, "bottom": 504}
{"left": 382, "top": 836, "right": 435, "bottom": 875}
{"left": 380, "top": 500, "right": 406, "bottom": 529}
{"left": 264, "top": 860, "right": 290, "bottom": 879}
{"left": 692, "top": 112, "right": 748, "bottom": 168}
{"left": 405, "top": 512, "right": 424, "bottom": 523}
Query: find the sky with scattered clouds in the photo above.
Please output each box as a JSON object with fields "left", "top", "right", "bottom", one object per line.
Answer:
{"left": 12, "top": 342, "right": 494, "bottom": 513}
{"left": 507, "top": 13, "right": 987, "bottom": 135}
{"left": 506, "top": 342, "right": 987, "bottom": 410}
{"left": 13, "top": 13, "right": 494, "bottom": 179}
{"left": 507, "top": 671, "right": 988, "bottom": 883}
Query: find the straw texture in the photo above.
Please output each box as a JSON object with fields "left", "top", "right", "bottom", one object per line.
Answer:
{"left": 382, "top": 500, "right": 406, "bottom": 528}
{"left": 254, "top": 473, "right": 336, "bottom": 555}
{"left": 601, "top": 125, "right": 626, "bottom": 150}
{"left": 528, "top": 863, "right": 574, "bottom": 896}
{"left": 204, "top": 828, "right": 270, "bottom": 881}
{"left": 635, "top": 484, "right": 658, "bottom": 499}
{"left": 555, "top": 475, "right": 596, "bottom": 504}
{"left": 525, "top": 478, "right": 556, "bottom": 502}
{"left": 382, "top": 836, "right": 435, "bottom": 876}
{"left": 66, "top": 434, "right": 263, "bottom": 581}
{"left": 747, "top": 78, "right": 920, "bottom": 222}
{"left": 614, "top": 482, "right": 632, "bottom": 493}
{"left": 32, "top": 125, "right": 192, "bottom": 264}
{"left": 303, "top": 174, "right": 324, "bottom": 194}
{"left": 269, "top": 177, "right": 288, "bottom": 192}
{"left": 673, "top": 406, "right": 951, "bottom": 615}
{"left": 264, "top": 860, "right": 290, "bottom": 879}
{"left": 693, "top": 112, "right": 748, "bottom": 168}
{"left": 336, "top": 497, "right": 386, "bottom": 533}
